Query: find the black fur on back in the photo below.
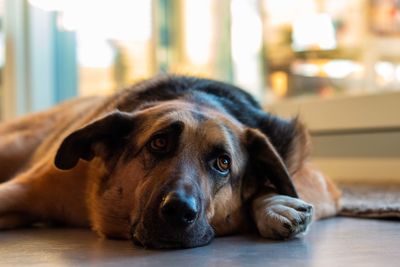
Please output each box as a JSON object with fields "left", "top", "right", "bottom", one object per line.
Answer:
{"left": 115, "top": 75, "right": 297, "bottom": 162}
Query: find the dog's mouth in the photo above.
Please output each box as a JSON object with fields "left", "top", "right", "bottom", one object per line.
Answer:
{"left": 129, "top": 187, "right": 215, "bottom": 249}
{"left": 130, "top": 221, "right": 215, "bottom": 249}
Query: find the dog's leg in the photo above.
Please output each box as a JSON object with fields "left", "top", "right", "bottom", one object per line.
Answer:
{"left": 0, "top": 180, "right": 28, "bottom": 212}
{"left": 0, "top": 179, "right": 33, "bottom": 229}
{"left": 0, "top": 159, "right": 90, "bottom": 230}
{"left": 0, "top": 98, "right": 97, "bottom": 182}
{"left": 0, "top": 130, "right": 45, "bottom": 182}
{"left": 0, "top": 111, "right": 59, "bottom": 182}
{"left": 251, "top": 193, "right": 314, "bottom": 240}
{"left": 292, "top": 164, "right": 341, "bottom": 220}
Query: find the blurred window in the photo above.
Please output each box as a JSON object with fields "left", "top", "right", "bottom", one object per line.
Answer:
{"left": 2, "top": 0, "right": 400, "bottom": 118}
{"left": 261, "top": 0, "right": 400, "bottom": 101}
{"left": 0, "top": 0, "right": 4, "bottom": 118}
{"left": 46, "top": 0, "right": 153, "bottom": 96}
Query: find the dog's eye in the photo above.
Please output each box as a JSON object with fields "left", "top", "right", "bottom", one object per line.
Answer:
{"left": 214, "top": 154, "right": 231, "bottom": 174}
{"left": 149, "top": 135, "right": 169, "bottom": 152}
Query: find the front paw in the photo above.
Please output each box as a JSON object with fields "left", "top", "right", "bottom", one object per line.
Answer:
{"left": 252, "top": 195, "right": 314, "bottom": 240}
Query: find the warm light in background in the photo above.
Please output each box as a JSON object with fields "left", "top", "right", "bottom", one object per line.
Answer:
{"left": 375, "top": 61, "right": 397, "bottom": 87}
{"left": 184, "top": 0, "right": 213, "bottom": 66}
{"left": 28, "top": 0, "right": 153, "bottom": 96}
{"left": 58, "top": 0, "right": 152, "bottom": 42}
{"left": 29, "top": 0, "right": 152, "bottom": 69}
{"left": 28, "top": 0, "right": 63, "bottom": 11}
{"left": 322, "top": 60, "right": 363, "bottom": 79}
{"left": 270, "top": 71, "right": 288, "bottom": 97}
{"left": 231, "top": 0, "right": 263, "bottom": 61}
{"left": 263, "top": 0, "right": 317, "bottom": 26}
{"left": 59, "top": 0, "right": 151, "bottom": 69}
{"left": 231, "top": 0, "right": 264, "bottom": 99}
{"left": 291, "top": 60, "right": 363, "bottom": 79}
{"left": 292, "top": 13, "right": 336, "bottom": 51}
{"left": 20, "top": 0, "right": 400, "bottom": 100}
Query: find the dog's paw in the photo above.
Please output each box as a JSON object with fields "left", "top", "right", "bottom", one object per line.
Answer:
{"left": 252, "top": 195, "right": 314, "bottom": 240}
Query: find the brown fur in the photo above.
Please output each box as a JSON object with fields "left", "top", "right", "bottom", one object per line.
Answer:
{"left": 284, "top": 121, "right": 341, "bottom": 219}
{"left": 0, "top": 77, "right": 340, "bottom": 248}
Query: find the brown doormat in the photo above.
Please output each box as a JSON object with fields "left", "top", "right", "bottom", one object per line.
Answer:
{"left": 339, "top": 183, "right": 400, "bottom": 219}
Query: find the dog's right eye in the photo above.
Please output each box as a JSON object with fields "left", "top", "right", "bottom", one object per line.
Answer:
{"left": 148, "top": 135, "right": 169, "bottom": 153}
{"left": 213, "top": 154, "right": 231, "bottom": 175}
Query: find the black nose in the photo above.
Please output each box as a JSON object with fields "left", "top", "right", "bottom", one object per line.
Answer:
{"left": 160, "top": 192, "right": 199, "bottom": 227}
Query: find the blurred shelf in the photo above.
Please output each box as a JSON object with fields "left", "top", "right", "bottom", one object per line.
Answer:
{"left": 264, "top": 91, "right": 400, "bottom": 133}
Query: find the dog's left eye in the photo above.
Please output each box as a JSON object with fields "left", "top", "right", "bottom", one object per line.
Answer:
{"left": 213, "top": 154, "right": 231, "bottom": 174}
{"left": 148, "top": 135, "right": 169, "bottom": 152}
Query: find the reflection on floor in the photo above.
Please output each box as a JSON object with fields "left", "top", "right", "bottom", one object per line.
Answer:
{"left": 0, "top": 217, "right": 399, "bottom": 267}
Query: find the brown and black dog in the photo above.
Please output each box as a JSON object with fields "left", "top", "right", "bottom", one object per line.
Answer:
{"left": 0, "top": 75, "right": 340, "bottom": 248}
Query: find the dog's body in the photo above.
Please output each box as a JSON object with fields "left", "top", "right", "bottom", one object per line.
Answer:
{"left": 0, "top": 76, "right": 340, "bottom": 248}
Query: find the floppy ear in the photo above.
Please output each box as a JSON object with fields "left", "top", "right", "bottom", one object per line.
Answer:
{"left": 244, "top": 128, "right": 298, "bottom": 198}
{"left": 54, "top": 111, "right": 135, "bottom": 170}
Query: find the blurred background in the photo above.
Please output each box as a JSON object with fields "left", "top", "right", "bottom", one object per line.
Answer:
{"left": 0, "top": 0, "right": 399, "bottom": 183}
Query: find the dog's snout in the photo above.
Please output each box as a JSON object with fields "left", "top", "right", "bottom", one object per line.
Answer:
{"left": 160, "top": 191, "right": 198, "bottom": 227}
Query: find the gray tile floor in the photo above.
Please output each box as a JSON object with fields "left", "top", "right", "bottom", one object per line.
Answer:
{"left": 0, "top": 217, "right": 399, "bottom": 267}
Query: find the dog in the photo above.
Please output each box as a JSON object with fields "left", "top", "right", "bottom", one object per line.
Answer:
{"left": 0, "top": 75, "right": 341, "bottom": 248}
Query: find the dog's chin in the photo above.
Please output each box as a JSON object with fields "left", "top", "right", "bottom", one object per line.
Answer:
{"left": 131, "top": 222, "right": 215, "bottom": 249}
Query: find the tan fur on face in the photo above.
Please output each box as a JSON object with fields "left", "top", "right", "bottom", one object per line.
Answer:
{"left": 86, "top": 158, "right": 134, "bottom": 239}
{"left": 133, "top": 101, "right": 201, "bottom": 146}
{"left": 194, "top": 113, "right": 249, "bottom": 235}
{"left": 85, "top": 102, "right": 252, "bottom": 239}
{"left": 209, "top": 185, "right": 246, "bottom": 236}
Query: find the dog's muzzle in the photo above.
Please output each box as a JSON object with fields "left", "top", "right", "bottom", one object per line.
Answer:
{"left": 130, "top": 189, "right": 214, "bottom": 249}
{"left": 159, "top": 191, "right": 199, "bottom": 227}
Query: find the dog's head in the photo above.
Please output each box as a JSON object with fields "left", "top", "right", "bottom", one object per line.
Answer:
{"left": 55, "top": 99, "right": 304, "bottom": 248}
